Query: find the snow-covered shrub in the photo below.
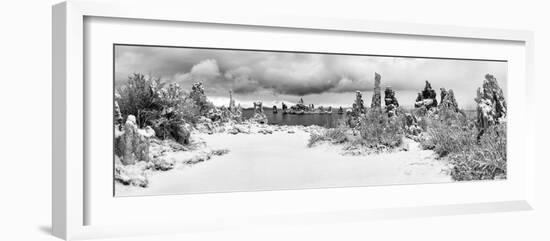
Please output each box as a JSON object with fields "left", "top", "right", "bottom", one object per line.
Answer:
{"left": 189, "top": 82, "right": 214, "bottom": 116}
{"left": 307, "top": 128, "right": 348, "bottom": 147}
{"left": 117, "top": 74, "right": 221, "bottom": 146}
{"left": 420, "top": 118, "right": 476, "bottom": 156}
{"left": 358, "top": 108, "right": 403, "bottom": 148}
{"left": 419, "top": 105, "right": 506, "bottom": 181}
{"left": 117, "top": 73, "right": 164, "bottom": 128}
{"left": 449, "top": 123, "right": 506, "bottom": 180}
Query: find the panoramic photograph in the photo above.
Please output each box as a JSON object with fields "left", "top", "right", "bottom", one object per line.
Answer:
{"left": 113, "top": 44, "right": 508, "bottom": 197}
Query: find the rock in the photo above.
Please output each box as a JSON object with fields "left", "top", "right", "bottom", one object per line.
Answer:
{"left": 347, "top": 84, "right": 369, "bottom": 128}
{"left": 250, "top": 112, "right": 268, "bottom": 124}
{"left": 234, "top": 125, "right": 249, "bottom": 134}
{"left": 151, "top": 118, "right": 190, "bottom": 145}
{"left": 118, "top": 115, "right": 154, "bottom": 165}
{"left": 114, "top": 161, "right": 149, "bottom": 187}
{"left": 281, "top": 102, "right": 288, "bottom": 114}
{"left": 211, "top": 149, "right": 230, "bottom": 156}
{"left": 152, "top": 156, "right": 175, "bottom": 171}
{"left": 439, "top": 88, "right": 460, "bottom": 113}
{"left": 258, "top": 128, "right": 273, "bottom": 134}
{"left": 253, "top": 101, "right": 264, "bottom": 113}
{"left": 440, "top": 88, "right": 448, "bottom": 104}
{"left": 184, "top": 149, "right": 229, "bottom": 165}
{"left": 287, "top": 130, "right": 295, "bottom": 134}
{"left": 228, "top": 128, "right": 239, "bottom": 135}
{"left": 371, "top": 72, "right": 382, "bottom": 108}
{"left": 414, "top": 81, "right": 438, "bottom": 109}
{"left": 287, "top": 98, "right": 310, "bottom": 114}
{"left": 404, "top": 113, "right": 422, "bottom": 136}
{"left": 184, "top": 151, "right": 211, "bottom": 164}
{"left": 173, "top": 123, "right": 190, "bottom": 145}
{"left": 353, "top": 91, "right": 366, "bottom": 114}
{"left": 384, "top": 87, "right": 399, "bottom": 117}
{"left": 475, "top": 74, "right": 507, "bottom": 135}
{"left": 404, "top": 113, "right": 417, "bottom": 126}
{"left": 228, "top": 90, "right": 236, "bottom": 111}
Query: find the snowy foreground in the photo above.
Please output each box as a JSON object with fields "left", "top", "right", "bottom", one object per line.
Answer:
{"left": 116, "top": 126, "right": 451, "bottom": 196}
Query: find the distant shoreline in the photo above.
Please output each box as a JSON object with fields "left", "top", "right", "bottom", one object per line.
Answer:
{"left": 239, "top": 106, "right": 478, "bottom": 112}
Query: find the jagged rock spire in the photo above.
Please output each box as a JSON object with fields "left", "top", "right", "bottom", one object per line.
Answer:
{"left": 384, "top": 86, "right": 399, "bottom": 117}
{"left": 371, "top": 72, "right": 382, "bottom": 108}
{"left": 414, "top": 80, "right": 438, "bottom": 109}
{"left": 354, "top": 91, "right": 365, "bottom": 114}
{"left": 228, "top": 89, "right": 235, "bottom": 111}
{"left": 475, "top": 74, "right": 507, "bottom": 132}
{"left": 440, "top": 89, "right": 459, "bottom": 113}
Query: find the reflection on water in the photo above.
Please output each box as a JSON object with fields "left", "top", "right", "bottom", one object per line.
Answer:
{"left": 242, "top": 109, "right": 347, "bottom": 128}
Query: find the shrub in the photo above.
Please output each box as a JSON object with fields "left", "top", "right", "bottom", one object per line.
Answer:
{"left": 358, "top": 108, "right": 403, "bottom": 147}
{"left": 325, "top": 128, "right": 348, "bottom": 144}
{"left": 178, "top": 99, "right": 203, "bottom": 124}
{"left": 117, "top": 73, "right": 164, "bottom": 128}
{"left": 449, "top": 123, "right": 506, "bottom": 181}
{"left": 418, "top": 107, "right": 506, "bottom": 181}
{"left": 420, "top": 118, "right": 477, "bottom": 157}
{"left": 155, "top": 83, "right": 204, "bottom": 124}
{"left": 189, "top": 83, "right": 214, "bottom": 116}
{"left": 117, "top": 74, "right": 218, "bottom": 145}
{"left": 413, "top": 106, "right": 428, "bottom": 118}
{"left": 307, "top": 128, "right": 348, "bottom": 147}
{"left": 417, "top": 116, "right": 429, "bottom": 131}
{"left": 307, "top": 133, "right": 324, "bottom": 147}
{"left": 438, "top": 106, "right": 467, "bottom": 124}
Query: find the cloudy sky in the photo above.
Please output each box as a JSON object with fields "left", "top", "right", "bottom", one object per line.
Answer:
{"left": 115, "top": 45, "right": 507, "bottom": 109}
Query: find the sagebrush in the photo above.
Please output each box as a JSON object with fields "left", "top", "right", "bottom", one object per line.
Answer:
{"left": 449, "top": 124, "right": 506, "bottom": 180}
{"left": 308, "top": 128, "right": 348, "bottom": 147}
{"left": 418, "top": 107, "right": 506, "bottom": 181}
{"left": 358, "top": 108, "right": 403, "bottom": 147}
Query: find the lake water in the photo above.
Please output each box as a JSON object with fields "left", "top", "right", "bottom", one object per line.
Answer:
{"left": 242, "top": 109, "right": 347, "bottom": 128}
{"left": 242, "top": 109, "right": 478, "bottom": 128}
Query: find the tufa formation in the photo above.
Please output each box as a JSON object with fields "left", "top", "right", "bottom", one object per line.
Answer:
{"left": 384, "top": 87, "right": 399, "bottom": 117}
{"left": 475, "top": 74, "right": 507, "bottom": 134}
{"left": 371, "top": 72, "right": 382, "bottom": 108}
{"left": 414, "top": 81, "right": 438, "bottom": 110}
{"left": 439, "top": 88, "right": 460, "bottom": 113}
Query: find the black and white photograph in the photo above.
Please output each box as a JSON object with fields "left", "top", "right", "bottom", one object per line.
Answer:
{"left": 113, "top": 44, "right": 508, "bottom": 196}
{"left": 6, "top": 0, "right": 550, "bottom": 240}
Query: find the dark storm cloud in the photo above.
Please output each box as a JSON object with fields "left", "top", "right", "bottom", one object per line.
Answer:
{"left": 115, "top": 45, "right": 507, "bottom": 108}
{"left": 115, "top": 46, "right": 374, "bottom": 95}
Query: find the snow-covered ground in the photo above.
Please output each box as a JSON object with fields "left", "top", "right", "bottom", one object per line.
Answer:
{"left": 116, "top": 127, "right": 451, "bottom": 196}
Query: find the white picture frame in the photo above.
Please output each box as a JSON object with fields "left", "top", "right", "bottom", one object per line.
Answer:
{"left": 52, "top": 0, "right": 536, "bottom": 240}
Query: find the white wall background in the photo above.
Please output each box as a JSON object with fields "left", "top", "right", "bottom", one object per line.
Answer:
{"left": 0, "top": 0, "right": 548, "bottom": 240}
